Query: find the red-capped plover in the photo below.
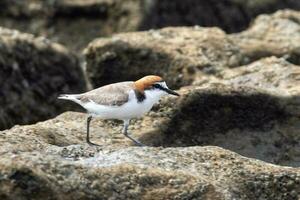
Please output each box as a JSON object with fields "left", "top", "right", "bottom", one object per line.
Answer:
{"left": 58, "top": 75, "right": 179, "bottom": 146}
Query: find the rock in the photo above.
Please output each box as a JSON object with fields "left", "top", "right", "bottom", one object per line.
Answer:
{"left": 140, "top": 0, "right": 300, "bottom": 32}
{"left": 1, "top": 1, "right": 300, "bottom": 52}
{"left": 0, "top": 112, "right": 127, "bottom": 153}
{"left": 0, "top": 27, "right": 86, "bottom": 130}
{"left": 3, "top": 56, "right": 298, "bottom": 167}
{"left": 2, "top": 8, "right": 300, "bottom": 199}
{"left": 83, "top": 14, "right": 300, "bottom": 165}
{"left": 84, "top": 27, "right": 244, "bottom": 89}
{"left": 84, "top": 10, "right": 300, "bottom": 89}
{"left": 231, "top": 10, "right": 300, "bottom": 65}
{"left": 0, "top": 0, "right": 146, "bottom": 52}
{"left": 134, "top": 57, "right": 300, "bottom": 167}
{"left": 0, "top": 117, "right": 299, "bottom": 199}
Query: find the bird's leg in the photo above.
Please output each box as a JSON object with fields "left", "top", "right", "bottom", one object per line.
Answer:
{"left": 86, "top": 115, "right": 100, "bottom": 146}
{"left": 122, "top": 120, "right": 145, "bottom": 147}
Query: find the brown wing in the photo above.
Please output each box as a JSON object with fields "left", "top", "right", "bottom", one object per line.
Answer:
{"left": 78, "top": 82, "right": 134, "bottom": 106}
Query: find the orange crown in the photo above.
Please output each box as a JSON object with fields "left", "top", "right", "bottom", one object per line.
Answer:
{"left": 134, "top": 75, "right": 163, "bottom": 92}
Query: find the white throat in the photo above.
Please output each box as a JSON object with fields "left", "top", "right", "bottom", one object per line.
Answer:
{"left": 144, "top": 89, "right": 166, "bottom": 103}
{"left": 131, "top": 89, "right": 165, "bottom": 117}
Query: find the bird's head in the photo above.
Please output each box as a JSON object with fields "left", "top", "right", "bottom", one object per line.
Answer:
{"left": 134, "top": 75, "right": 180, "bottom": 96}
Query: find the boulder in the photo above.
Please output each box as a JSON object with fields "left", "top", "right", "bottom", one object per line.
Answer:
{"left": 140, "top": 0, "right": 300, "bottom": 33}
{"left": 2, "top": 1, "right": 300, "bottom": 53}
{"left": 84, "top": 27, "right": 244, "bottom": 89}
{"left": 0, "top": 118, "right": 299, "bottom": 199}
{"left": 134, "top": 57, "right": 300, "bottom": 167}
{"left": 0, "top": 27, "right": 86, "bottom": 130}
{"left": 84, "top": 10, "right": 300, "bottom": 90}
{"left": 2, "top": 57, "right": 299, "bottom": 167}
{"left": 231, "top": 10, "right": 300, "bottom": 65}
{"left": 0, "top": 0, "right": 146, "bottom": 52}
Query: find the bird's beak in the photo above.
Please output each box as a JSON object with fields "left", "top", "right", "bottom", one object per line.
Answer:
{"left": 164, "top": 88, "right": 180, "bottom": 96}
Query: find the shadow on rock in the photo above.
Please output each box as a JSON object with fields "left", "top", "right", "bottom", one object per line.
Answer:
{"left": 0, "top": 28, "right": 86, "bottom": 131}
{"left": 139, "top": 0, "right": 300, "bottom": 33}
{"left": 139, "top": 83, "right": 299, "bottom": 167}
{"left": 85, "top": 41, "right": 190, "bottom": 89}
{"left": 162, "top": 84, "right": 288, "bottom": 145}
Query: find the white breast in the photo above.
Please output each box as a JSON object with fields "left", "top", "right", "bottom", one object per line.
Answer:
{"left": 82, "top": 89, "right": 165, "bottom": 120}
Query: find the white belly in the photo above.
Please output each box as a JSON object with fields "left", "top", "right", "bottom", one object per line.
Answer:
{"left": 82, "top": 90, "right": 164, "bottom": 120}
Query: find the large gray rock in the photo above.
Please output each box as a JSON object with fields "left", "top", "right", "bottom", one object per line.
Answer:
{"left": 83, "top": 12, "right": 300, "bottom": 166}
{"left": 133, "top": 57, "right": 300, "bottom": 167}
{"left": 0, "top": 27, "right": 86, "bottom": 130}
{"left": 1, "top": 1, "right": 300, "bottom": 53}
{"left": 84, "top": 10, "right": 300, "bottom": 91}
{"left": 231, "top": 10, "right": 300, "bottom": 65}
{"left": 0, "top": 116, "right": 299, "bottom": 199}
{"left": 2, "top": 9, "right": 300, "bottom": 199}
{"left": 0, "top": 0, "right": 146, "bottom": 52}
{"left": 141, "top": 0, "right": 300, "bottom": 33}
{"left": 84, "top": 27, "right": 244, "bottom": 89}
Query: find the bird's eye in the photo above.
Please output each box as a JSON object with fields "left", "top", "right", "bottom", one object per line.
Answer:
{"left": 153, "top": 84, "right": 161, "bottom": 89}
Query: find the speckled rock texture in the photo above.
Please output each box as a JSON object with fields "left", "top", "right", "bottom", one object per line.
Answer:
{"left": 1, "top": 58, "right": 299, "bottom": 199}
{"left": 1, "top": 1, "right": 300, "bottom": 53}
{"left": 134, "top": 57, "right": 300, "bottom": 167}
{"left": 140, "top": 0, "right": 300, "bottom": 33}
{"left": 2, "top": 9, "right": 300, "bottom": 200}
{"left": 0, "top": 117, "right": 299, "bottom": 199}
{"left": 0, "top": 27, "right": 86, "bottom": 130}
{"left": 0, "top": 0, "right": 146, "bottom": 52}
{"left": 85, "top": 10, "right": 300, "bottom": 90}
{"left": 82, "top": 11, "right": 300, "bottom": 167}
{"left": 84, "top": 27, "right": 244, "bottom": 89}
{"left": 231, "top": 10, "right": 300, "bottom": 65}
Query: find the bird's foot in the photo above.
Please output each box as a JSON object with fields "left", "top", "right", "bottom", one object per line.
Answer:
{"left": 124, "top": 134, "right": 146, "bottom": 147}
{"left": 87, "top": 140, "right": 101, "bottom": 146}
{"left": 132, "top": 139, "right": 146, "bottom": 147}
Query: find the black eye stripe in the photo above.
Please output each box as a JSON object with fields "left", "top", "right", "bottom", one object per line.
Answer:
{"left": 153, "top": 84, "right": 162, "bottom": 89}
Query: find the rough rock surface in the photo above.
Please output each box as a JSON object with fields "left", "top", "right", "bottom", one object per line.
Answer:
{"left": 2, "top": 9, "right": 300, "bottom": 200}
{"left": 84, "top": 27, "right": 244, "bottom": 89}
{"left": 0, "top": 116, "right": 299, "bottom": 199}
{"left": 0, "top": 27, "right": 86, "bottom": 130}
{"left": 133, "top": 57, "right": 300, "bottom": 167}
{"left": 0, "top": 0, "right": 146, "bottom": 52}
{"left": 85, "top": 9, "right": 300, "bottom": 88}
{"left": 140, "top": 0, "right": 300, "bottom": 33}
{"left": 232, "top": 10, "right": 300, "bottom": 65}
{"left": 83, "top": 11, "right": 300, "bottom": 167}
{"left": 1, "top": 1, "right": 300, "bottom": 52}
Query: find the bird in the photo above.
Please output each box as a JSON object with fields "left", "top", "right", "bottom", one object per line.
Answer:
{"left": 58, "top": 75, "right": 179, "bottom": 146}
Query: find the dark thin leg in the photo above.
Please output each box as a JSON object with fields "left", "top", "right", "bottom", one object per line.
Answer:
{"left": 122, "top": 120, "right": 145, "bottom": 147}
{"left": 86, "top": 116, "right": 100, "bottom": 146}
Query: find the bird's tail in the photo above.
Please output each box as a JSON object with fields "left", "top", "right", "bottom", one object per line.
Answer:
{"left": 58, "top": 94, "right": 80, "bottom": 103}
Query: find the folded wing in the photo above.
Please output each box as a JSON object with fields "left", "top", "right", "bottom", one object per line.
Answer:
{"left": 78, "top": 81, "right": 134, "bottom": 106}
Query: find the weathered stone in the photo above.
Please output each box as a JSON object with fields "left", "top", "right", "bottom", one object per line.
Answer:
{"left": 2, "top": 8, "right": 300, "bottom": 200}
{"left": 84, "top": 27, "right": 243, "bottom": 89}
{"left": 1, "top": 1, "right": 300, "bottom": 53}
{"left": 0, "top": 27, "right": 86, "bottom": 130}
{"left": 231, "top": 10, "right": 300, "bottom": 65}
{"left": 0, "top": 118, "right": 299, "bottom": 200}
{"left": 135, "top": 57, "right": 300, "bottom": 167}
{"left": 84, "top": 10, "right": 300, "bottom": 90}
{"left": 0, "top": 0, "right": 146, "bottom": 52}
{"left": 141, "top": 0, "right": 300, "bottom": 33}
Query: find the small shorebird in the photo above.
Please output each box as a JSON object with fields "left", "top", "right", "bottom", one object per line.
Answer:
{"left": 58, "top": 75, "right": 179, "bottom": 146}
